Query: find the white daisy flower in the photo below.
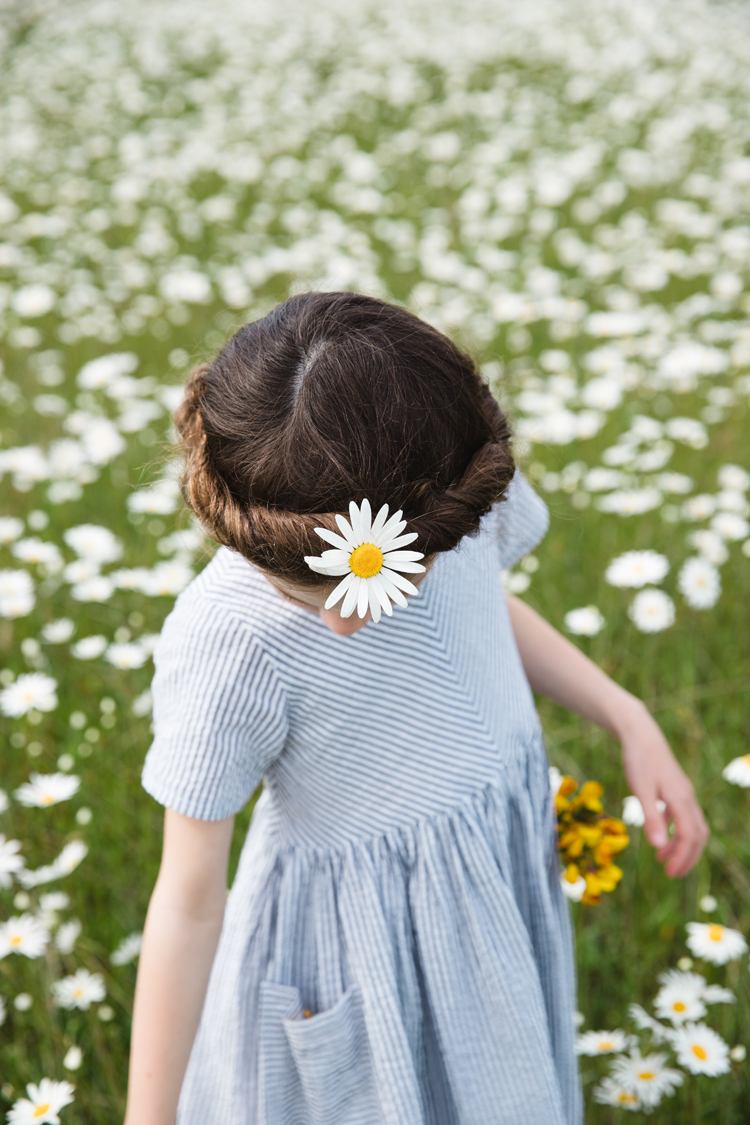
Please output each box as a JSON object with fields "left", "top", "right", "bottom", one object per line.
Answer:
{"left": 18, "top": 840, "right": 88, "bottom": 889}
{"left": 111, "top": 931, "right": 143, "bottom": 965}
{"left": 63, "top": 524, "right": 122, "bottom": 564}
{"left": 672, "top": 1022, "right": 731, "bottom": 1076}
{"left": 0, "top": 914, "right": 48, "bottom": 959}
{"left": 563, "top": 605, "right": 605, "bottom": 636}
{"left": 730, "top": 1044, "right": 747, "bottom": 1062}
{"left": 699, "top": 894, "right": 718, "bottom": 913}
{"left": 51, "top": 968, "right": 106, "bottom": 1010}
{"left": 576, "top": 1028, "right": 630, "bottom": 1055}
{"left": 682, "top": 494, "right": 716, "bottom": 521}
{"left": 678, "top": 557, "right": 721, "bottom": 608}
{"left": 0, "top": 787, "right": 9, "bottom": 813}
{"left": 40, "top": 618, "right": 75, "bottom": 644}
{"left": 711, "top": 512, "right": 750, "bottom": 541}
{"left": 70, "top": 635, "right": 108, "bottom": 660}
{"left": 105, "top": 642, "right": 149, "bottom": 669}
{"left": 702, "top": 984, "right": 735, "bottom": 1005}
{"left": 55, "top": 920, "right": 82, "bottom": 956}
{"left": 592, "top": 1077, "right": 641, "bottom": 1111}
{"left": 627, "top": 1004, "right": 675, "bottom": 1045}
{"left": 722, "top": 755, "right": 750, "bottom": 788}
{"left": 63, "top": 1045, "right": 83, "bottom": 1071}
{"left": 605, "top": 550, "right": 669, "bottom": 588}
{"left": 548, "top": 766, "right": 563, "bottom": 795}
{"left": 628, "top": 588, "right": 675, "bottom": 633}
{"left": 304, "top": 500, "right": 425, "bottom": 623}
{"left": 718, "top": 464, "right": 750, "bottom": 492}
{"left": 560, "top": 870, "right": 587, "bottom": 901}
{"left": 0, "top": 834, "right": 25, "bottom": 888}
{"left": 686, "top": 922, "right": 748, "bottom": 964}
{"left": 687, "top": 529, "right": 729, "bottom": 565}
{"left": 0, "top": 568, "right": 35, "bottom": 618}
{"left": 11, "top": 538, "right": 64, "bottom": 572}
{"left": 0, "top": 673, "right": 58, "bottom": 717}
{"left": 654, "top": 970, "right": 707, "bottom": 1024}
{"left": 70, "top": 575, "right": 115, "bottom": 602}
{"left": 610, "top": 1049, "right": 683, "bottom": 1109}
{"left": 14, "top": 772, "right": 81, "bottom": 808}
{"left": 7, "top": 1078, "right": 75, "bottom": 1125}
{"left": 0, "top": 517, "right": 25, "bottom": 545}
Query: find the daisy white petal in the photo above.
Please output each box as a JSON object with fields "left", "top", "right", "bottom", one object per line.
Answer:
{"left": 369, "top": 573, "right": 393, "bottom": 616}
{"left": 378, "top": 509, "right": 405, "bottom": 539}
{"left": 334, "top": 514, "right": 358, "bottom": 548}
{"left": 324, "top": 572, "right": 356, "bottom": 610}
{"left": 380, "top": 531, "right": 419, "bottom": 551}
{"left": 370, "top": 503, "right": 390, "bottom": 537}
{"left": 348, "top": 501, "right": 363, "bottom": 543}
{"left": 382, "top": 559, "right": 426, "bottom": 573}
{"left": 380, "top": 568, "right": 420, "bottom": 596}
{"left": 359, "top": 498, "right": 372, "bottom": 536}
{"left": 356, "top": 577, "right": 370, "bottom": 618}
{"left": 367, "top": 582, "right": 382, "bottom": 624}
{"left": 305, "top": 557, "right": 341, "bottom": 575}
{"left": 380, "top": 550, "right": 425, "bottom": 564}
{"left": 377, "top": 572, "right": 409, "bottom": 608}
{"left": 341, "top": 578, "right": 360, "bottom": 618}
{"left": 314, "top": 528, "right": 353, "bottom": 552}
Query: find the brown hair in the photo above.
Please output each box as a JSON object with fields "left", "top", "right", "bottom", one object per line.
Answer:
{"left": 175, "top": 291, "right": 515, "bottom": 587}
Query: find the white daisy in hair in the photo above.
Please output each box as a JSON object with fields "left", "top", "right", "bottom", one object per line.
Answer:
{"left": 7, "top": 1077, "right": 75, "bottom": 1125}
{"left": 305, "top": 499, "right": 426, "bottom": 622}
{"left": 610, "top": 1049, "right": 683, "bottom": 1109}
{"left": 653, "top": 969, "right": 707, "bottom": 1024}
{"left": 575, "top": 1028, "right": 631, "bottom": 1055}
{"left": 686, "top": 921, "right": 748, "bottom": 964}
{"left": 672, "top": 1022, "right": 731, "bottom": 1076}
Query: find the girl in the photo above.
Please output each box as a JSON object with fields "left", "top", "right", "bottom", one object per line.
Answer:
{"left": 125, "top": 292, "right": 708, "bottom": 1125}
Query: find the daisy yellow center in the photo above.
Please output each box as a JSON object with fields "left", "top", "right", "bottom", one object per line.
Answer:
{"left": 673, "top": 1001, "right": 686, "bottom": 1012}
{"left": 638, "top": 1071, "right": 655, "bottom": 1081}
{"left": 692, "top": 1044, "right": 708, "bottom": 1060}
{"left": 709, "top": 924, "right": 724, "bottom": 942}
{"left": 619, "top": 1093, "right": 638, "bottom": 1105}
{"left": 10, "top": 934, "right": 22, "bottom": 946}
{"left": 34, "top": 1106, "right": 50, "bottom": 1118}
{"left": 598, "top": 1040, "right": 612, "bottom": 1051}
{"left": 743, "top": 755, "right": 750, "bottom": 766}
{"left": 41, "top": 794, "right": 55, "bottom": 805}
{"left": 349, "top": 543, "right": 384, "bottom": 579}
{"left": 74, "top": 988, "right": 83, "bottom": 997}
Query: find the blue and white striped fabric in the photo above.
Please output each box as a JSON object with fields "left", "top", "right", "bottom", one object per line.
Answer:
{"left": 142, "top": 471, "right": 582, "bottom": 1125}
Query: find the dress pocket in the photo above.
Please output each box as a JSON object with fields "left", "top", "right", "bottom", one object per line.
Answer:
{"left": 259, "top": 981, "right": 381, "bottom": 1125}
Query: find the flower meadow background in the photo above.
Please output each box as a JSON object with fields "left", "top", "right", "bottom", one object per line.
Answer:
{"left": 1, "top": 0, "right": 750, "bottom": 1118}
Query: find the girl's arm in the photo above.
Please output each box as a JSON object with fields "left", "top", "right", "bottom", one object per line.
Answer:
{"left": 506, "top": 593, "right": 709, "bottom": 879}
{"left": 124, "top": 809, "right": 234, "bottom": 1125}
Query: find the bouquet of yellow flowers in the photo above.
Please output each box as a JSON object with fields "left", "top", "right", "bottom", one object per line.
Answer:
{"left": 555, "top": 776, "right": 630, "bottom": 905}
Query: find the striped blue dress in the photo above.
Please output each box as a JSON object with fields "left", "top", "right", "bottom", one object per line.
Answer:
{"left": 142, "top": 472, "right": 581, "bottom": 1125}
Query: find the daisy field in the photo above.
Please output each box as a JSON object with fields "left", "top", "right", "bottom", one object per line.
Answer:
{"left": 1, "top": 0, "right": 749, "bottom": 1119}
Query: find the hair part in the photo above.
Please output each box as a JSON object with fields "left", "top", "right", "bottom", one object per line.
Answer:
{"left": 175, "top": 291, "right": 515, "bottom": 587}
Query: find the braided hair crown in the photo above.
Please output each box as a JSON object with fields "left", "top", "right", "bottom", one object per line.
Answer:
{"left": 174, "top": 292, "right": 515, "bottom": 586}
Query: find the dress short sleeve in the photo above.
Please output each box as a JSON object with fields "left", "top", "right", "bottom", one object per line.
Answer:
{"left": 141, "top": 593, "right": 289, "bottom": 821}
{"left": 495, "top": 470, "right": 550, "bottom": 570}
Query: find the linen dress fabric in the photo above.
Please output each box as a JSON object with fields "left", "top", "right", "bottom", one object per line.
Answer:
{"left": 142, "top": 472, "right": 582, "bottom": 1125}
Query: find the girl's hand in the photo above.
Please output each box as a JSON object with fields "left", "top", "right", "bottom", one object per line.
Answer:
{"left": 618, "top": 703, "right": 709, "bottom": 878}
